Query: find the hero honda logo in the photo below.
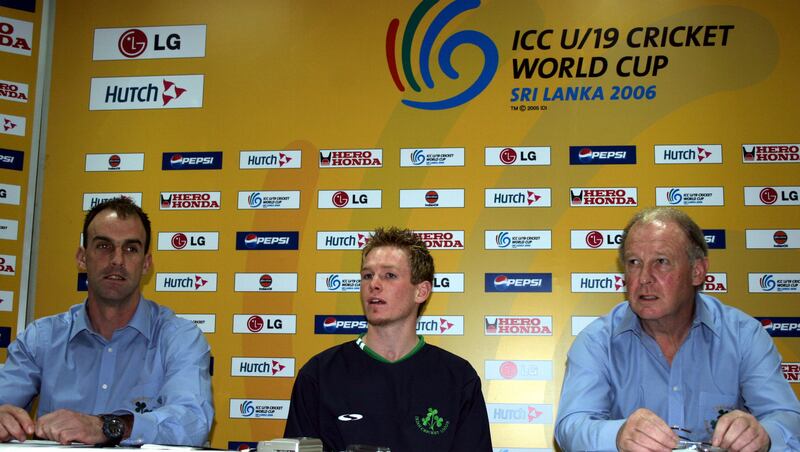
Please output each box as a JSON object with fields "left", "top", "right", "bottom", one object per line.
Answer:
{"left": 93, "top": 25, "right": 206, "bottom": 60}
{"left": 89, "top": 75, "right": 204, "bottom": 110}
{"left": 0, "top": 79, "right": 29, "bottom": 103}
{"left": 703, "top": 273, "right": 727, "bottom": 292}
{"left": 485, "top": 273, "right": 552, "bottom": 292}
{"left": 0, "top": 16, "right": 33, "bottom": 56}
{"left": 385, "top": 1, "right": 498, "bottom": 110}
{"left": 654, "top": 145, "right": 721, "bottom": 164}
{"left": 569, "top": 145, "right": 636, "bottom": 165}
{"left": 570, "top": 188, "right": 637, "bottom": 206}
{"left": 160, "top": 192, "right": 220, "bottom": 210}
{"left": 162, "top": 152, "right": 222, "bottom": 170}
{"left": 742, "top": 144, "right": 799, "bottom": 163}
{"left": 0, "top": 254, "right": 16, "bottom": 276}
{"left": 319, "top": 149, "right": 382, "bottom": 167}
{"left": 485, "top": 316, "right": 553, "bottom": 336}
{"left": 413, "top": 231, "right": 464, "bottom": 249}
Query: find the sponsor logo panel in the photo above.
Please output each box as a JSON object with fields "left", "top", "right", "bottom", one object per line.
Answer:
{"left": 745, "top": 229, "right": 798, "bottom": 249}
{"left": 231, "top": 357, "right": 295, "bottom": 377}
{"left": 0, "top": 79, "right": 29, "bottom": 103}
{"left": 228, "top": 442, "right": 258, "bottom": 452}
{"left": 703, "top": 229, "right": 726, "bottom": 249}
{"left": 314, "top": 315, "right": 368, "bottom": 334}
{"left": 160, "top": 192, "right": 220, "bottom": 210}
{"left": 239, "top": 150, "right": 300, "bottom": 169}
{"left": 315, "top": 273, "right": 361, "bottom": 292}
{"left": 236, "top": 231, "right": 299, "bottom": 251}
{"left": 155, "top": 273, "right": 217, "bottom": 292}
{"left": 89, "top": 75, "right": 204, "bottom": 110}
{"left": 748, "top": 273, "right": 800, "bottom": 293}
{"left": 413, "top": 231, "right": 464, "bottom": 250}
{"left": 742, "top": 144, "right": 799, "bottom": 163}
{"left": 703, "top": 273, "right": 728, "bottom": 293}
{"left": 417, "top": 316, "right": 464, "bottom": 335}
{"left": 783, "top": 363, "right": 800, "bottom": 383}
{"left": 485, "top": 273, "right": 552, "bottom": 293}
{"left": 177, "top": 314, "right": 216, "bottom": 333}
{"left": 484, "top": 189, "right": 551, "bottom": 208}
{"left": 572, "top": 316, "right": 599, "bottom": 335}
{"left": 238, "top": 191, "right": 300, "bottom": 210}
{"left": 83, "top": 192, "right": 142, "bottom": 211}
{"left": 0, "top": 148, "right": 23, "bottom": 171}
{"left": 162, "top": 152, "right": 222, "bottom": 170}
{"left": 655, "top": 187, "right": 724, "bottom": 206}
{"left": 234, "top": 273, "right": 298, "bottom": 292}
{"left": 319, "top": 149, "right": 382, "bottom": 168}
{"left": 757, "top": 317, "right": 800, "bottom": 337}
{"left": 654, "top": 144, "right": 722, "bottom": 164}
{"left": 232, "top": 315, "right": 296, "bottom": 334}
{"left": 0, "top": 326, "right": 10, "bottom": 347}
{"left": 486, "top": 404, "right": 553, "bottom": 424}
{"left": 0, "top": 218, "right": 19, "bottom": 240}
{"left": 485, "top": 147, "right": 551, "bottom": 166}
{"left": 744, "top": 186, "right": 800, "bottom": 206}
{"left": 0, "top": 16, "right": 33, "bottom": 56}
{"left": 85, "top": 153, "right": 144, "bottom": 172}
{"left": 570, "top": 273, "right": 625, "bottom": 293}
{"left": 0, "top": 183, "right": 21, "bottom": 205}
{"left": 569, "top": 145, "right": 636, "bottom": 165}
{"left": 570, "top": 187, "right": 637, "bottom": 207}
{"left": 77, "top": 272, "right": 88, "bottom": 291}
{"left": 433, "top": 273, "right": 464, "bottom": 293}
{"left": 570, "top": 230, "right": 623, "bottom": 249}
{"left": 316, "top": 231, "right": 371, "bottom": 250}
{"left": 484, "top": 316, "right": 553, "bottom": 336}
{"left": 485, "top": 230, "right": 552, "bottom": 249}
{"left": 229, "top": 399, "right": 289, "bottom": 419}
{"left": 0, "top": 113, "right": 25, "bottom": 136}
{"left": 157, "top": 232, "right": 219, "bottom": 251}
{"left": 485, "top": 360, "right": 553, "bottom": 381}
{"left": 93, "top": 25, "right": 206, "bottom": 60}
{"left": 317, "top": 190, "right": 381, "bottom": 209}
{"left": 400, "top": 148, "right": 464, "bottom": 167}
{"left": 0, "top": 254, "right": 16, "bottom": 275}
{"left": 0, "top": 290, "right": 12, "bottom": 311}
{"left": 399, "top": 189, "right": 464, "bottom": 208}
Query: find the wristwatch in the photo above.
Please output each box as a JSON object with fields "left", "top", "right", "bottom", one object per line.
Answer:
{"left": 99, "top": 414, "right": 125, "bottom": 446}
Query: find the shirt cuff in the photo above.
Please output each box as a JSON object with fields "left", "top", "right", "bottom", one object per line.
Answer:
{"left": 122, "top": 412, "right": 155, "bottom": 446}
{"left": 599, "top": 418, "right": 627, "bottom": 450}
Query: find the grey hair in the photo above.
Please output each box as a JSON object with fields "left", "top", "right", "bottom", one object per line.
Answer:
{"left": 619, "top": 207, "right": 708, "bottom": 265}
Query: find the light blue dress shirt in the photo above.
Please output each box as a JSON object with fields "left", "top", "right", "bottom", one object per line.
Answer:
{"left": 555, "top": 293, "right": 800, "bottom": 451}
{"left": 0, "top": 297, "right": 213, "bottom": 446}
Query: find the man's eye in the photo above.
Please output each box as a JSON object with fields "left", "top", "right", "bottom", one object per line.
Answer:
{"left": 361, "top": 273, "right": 373, "bottom": 280}
{"left": 385, "top": 273, "right": 397, "bottom": 279}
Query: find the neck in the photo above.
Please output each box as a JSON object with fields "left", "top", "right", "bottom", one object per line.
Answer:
{"left": 640, "top": 311, "right": 694, "bottom": 366}
{"left": 363, "top": 322, "right": 420, "bottom": 362}
{"left": 86, "top": 294, "right": 140, "bottom": 340}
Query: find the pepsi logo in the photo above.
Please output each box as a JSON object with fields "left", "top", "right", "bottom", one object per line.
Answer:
{"left": 170, "top": 154, "right": 184, "bottom": 168}
{"left": 499, "top": 148, "right": 517, "bottom": 164}
{"left": 323, "top": 317, "right": 337, "bottom": 331}
{"left": 171, "top": 233, "right": 188, "bottom": 249}
{"left": 118, "top": 29, "right": 147, "bottom": 58}
{"left": 247, "top": 316, "right": 264, "bottom": 332}
{"left": 425, "top": 190, "right": 439, "bottom": 204}
{"left": 578, "top": 148, "right": 593, "bottom": 161}
{"left": 244, "top": 233, "right": 259, "bottom": 248}
{"left": 494, "top": 275, "right": 509, "bottom": 287}
{"left": 259, "top": 274, "right": 273, "bottom": 288}
{"left": 332, "top": 191, "right": 349, "bottom": 208}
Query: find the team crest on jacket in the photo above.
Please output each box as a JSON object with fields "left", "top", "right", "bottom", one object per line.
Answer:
{"left": 415, "top": 407, "right": 450, "bottom": 435}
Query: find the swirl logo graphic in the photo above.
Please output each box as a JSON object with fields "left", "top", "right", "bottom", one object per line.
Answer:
{"left": 496, "top": 232, "right": 511, "bottom": 248}
{"left": 248, "top": 192, "right": 262, "bottom": 208}
{"left": 667, "top": 188, "right": 682, "bottom": 204}
{"left": 412, "top": 149, "right": 426, "bottom": 165}
{"left": 386, "top": 0, "right": 499, "bottom": 110}
{"left": 240, "top": 400, "right": 255, "bottom": 417}
{"left": 326, "top": 275, "right": 342, "bottom": 291}
{"left": 760, "top": 275, "right": 776, "bottom": 291}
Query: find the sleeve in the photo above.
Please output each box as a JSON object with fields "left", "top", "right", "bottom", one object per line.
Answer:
{"left": 122, "top": 320, "right": 213, "bottom": 447}
{"left": 554, "top": 328, "right": 625, "bottom": 452}
{"left": 449, "top": 368, "right": 492, "bottom": 452}
{"left": 283, "top": 358, "right": 322, "bottom": 440}
{"left": 737, "top": 319, "right": 800, "bottom": 450}
{"left": 0, "top": 321, "right": 44, "bottom": 409}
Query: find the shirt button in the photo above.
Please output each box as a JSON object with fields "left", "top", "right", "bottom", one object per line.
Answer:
{"left": 108, "top": 347, "right": 113, "bottom": 352}
{"left": 672, "top": 386, "right": 679, "bottom": 392}
{"left": 102, "top": 384, "right": 108, "bottom": 390}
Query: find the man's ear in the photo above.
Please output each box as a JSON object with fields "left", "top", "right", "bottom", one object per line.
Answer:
{"left": 143, "top": 252, "right": 153, "bottom": 274}
{"left": 76, "top": 246, "right": 87, "bottom": 271}
{"left": 415, "top": 280, "right": 432, "bottom": 305}
{"left": 691, "top": 256, "right": 709, "bottom": 287}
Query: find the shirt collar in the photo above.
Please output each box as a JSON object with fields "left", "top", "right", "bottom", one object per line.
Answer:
{"left": 613, "top": 293, "right": 719, "bottom": 338}
{"left": 70, "top": 296, "right": 153, "bottom": 342}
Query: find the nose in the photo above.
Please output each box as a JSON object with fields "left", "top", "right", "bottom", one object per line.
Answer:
{"left": 110, "top": 246, "right": 125, "bottom": 266}
{"left": 639, "top": 263, "right": 653, "bottom": 284}
{"left": 368, "top": 275, "right": 382, "bottom": 292}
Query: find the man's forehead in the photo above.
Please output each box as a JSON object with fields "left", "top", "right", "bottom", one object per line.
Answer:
{"left": 362, "top": 246, "right": 411, "bottom": 266}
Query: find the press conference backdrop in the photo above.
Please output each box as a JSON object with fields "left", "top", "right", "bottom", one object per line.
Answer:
{"left": 5, "top": 1, "right": 800, "bottom": 450}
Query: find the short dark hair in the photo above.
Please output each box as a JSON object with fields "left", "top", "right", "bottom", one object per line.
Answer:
{"left": 619, "top": 207, "right": 708, "bottom": 264}
{"left": 83, "top": 197, "right": 151, "bottom": 251}
{"left": 362, "top": 227, "right": 435, "bottom": 315}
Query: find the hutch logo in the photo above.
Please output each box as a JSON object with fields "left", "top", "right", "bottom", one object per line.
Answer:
{"left": 570, "top": 273, "right": 625, "bottom": 293}
{"left": 316, "top": 231, "right": 371, "bottom": 250}
{"left": 570, "top": 188, "right": 637, "bottom": 206}
{"left": 400, "top": 189, "right": 464, "bottom": 208}
{"left": 239, "top": 150, "right": 300, "bottom": 169}
{"left": 319, "top": 149, "right": 382, "bottom": 167}
{"left": 231, "top": 357, "right": 295, "bottom": 377}
{"left": 385, "top": 2, "right": 498, "bottom": 110}
{"left": 484, "top": 188, "right": 551, "bottom": 207}
{"left": 485, "top": 146, "right": 551, "bottom": 166}
{"left": 742, "top": 144, "right": 799, "bottom": 163}
{"left": 155, "top": 273, "right": 217, "bottom": 292}
{"left": 160, "top": 192, "right": 220, "bottom": 210}
{"left": 744, "top": 186, "right": 800, "bottom": 206}
{"left": 93, "top": 25, "right": 206, "bottom": 60}
{"left": 0, "top": 79, "right": 28, "bottom": 103}
{"left": 654, "top": 145, "right": 721, "bottom": 164}
{"left": 82, "top": 193, "right": 142, "bottom": 211}
{"left": 656, "top": 187, "right": 724, "bottom": 206}
{"left": 570, "top": 230, "right": 623, "bottom": 249}
{"left": 417, "top": 316, "right": 463, "bottom": 335}
{"left": 318, "top": 190, "right": 381, "bottom": 209}
{"left": 89, "top": 75, "right": 204, "bottom": 110}
{"left": 157, "top": 232, "right": 218, "bottom": 251}
{"left": 0, "top": 16, "right": 33, "bottom": 56}
{"left": 0, "top": 290, "right": 13, "bottom": 312}
{"left": 400, "top": 148, "right": 464, "bottom": 167}
{"left": 569, "top": 146, "right": 636, "bottom": 165}
{"left": 485, "top": 316, "right": 553, "bottom": 336}
{"left": 413, "top": 231, "right": 464, "bottom": 250}
{"left": 233, "top": 315, "right": 296, "bottom": 334}
{"left": 0, "top": 113, "right": 25, "bottom": 137}
{"left": 85, "top": 153, "right": 144, "bottom": 172}
{"left": 234, "top": 273, "right": 298, "bottom": 292}
{"left": 486, "top": 404, "right": 553, "bottom": 424}
{"left": 238, "top": 191, "right": 300, "bottom": 210}
{"left": 485, "top": 360, "right": 553, "bottom": 381}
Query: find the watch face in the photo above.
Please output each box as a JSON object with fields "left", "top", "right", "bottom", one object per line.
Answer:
{"left": 103, "top": 415, "right": 124, "bottom": 440}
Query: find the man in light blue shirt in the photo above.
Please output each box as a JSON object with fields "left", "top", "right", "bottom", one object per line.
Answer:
{"left": 0, "top": 198, "right": 213, "bottom": 446}
{"left": 555, "top": 207, "right": 800, "bottom": 452}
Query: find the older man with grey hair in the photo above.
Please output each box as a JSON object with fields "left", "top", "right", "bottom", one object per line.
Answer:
{"left": 555, "top": 207, "right": 800, "bottom": 452}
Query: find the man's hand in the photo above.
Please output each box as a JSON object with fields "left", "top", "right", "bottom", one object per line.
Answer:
{"left": 616, "top": 408, "right": 679, "bottom": 452}
{"left": 711, "top": 409, "right": 770, "bottom": 452}
{"left": 34, "top": 409, "right": 105, "bottom": 445}
{"left": 0, "top": 405, "right": 34, "bottom": 442}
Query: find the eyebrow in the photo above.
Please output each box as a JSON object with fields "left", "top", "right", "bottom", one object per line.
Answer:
{"left": 91, "top": 235, "right": 144, "bottom": 246}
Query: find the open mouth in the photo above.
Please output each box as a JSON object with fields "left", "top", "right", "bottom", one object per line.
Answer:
{"left": 368, "top": 298, "right": 386, "bottom": 305}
